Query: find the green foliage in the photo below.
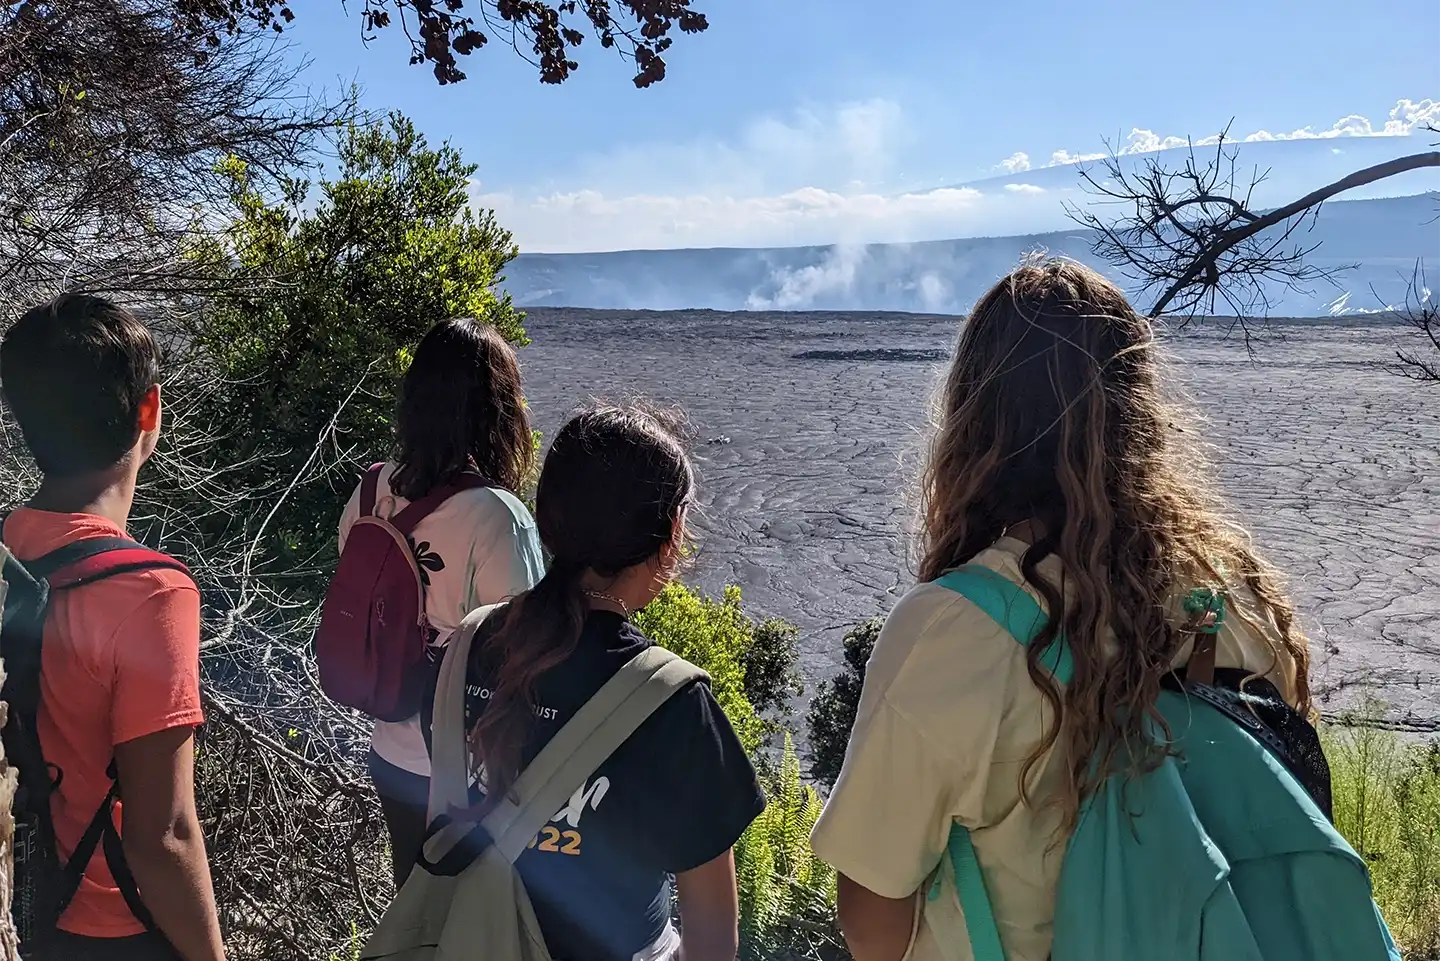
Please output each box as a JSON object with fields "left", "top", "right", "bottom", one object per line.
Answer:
{"left": 632, "top": 583, "right": 836, "bottom": 957}
{"left": 743, "top": 617, "right": 804, "bottom": 717}
{"left": 734, "top": 736, "right": 841, "bottom": 961}
{"left": 1326, "top": 720, "right": 1440, "bottom": 959}
{"left": 191, "top": 112, "right": 525, "bottom": 590}
{"left": 806, "top": 619, "right": 881, "bottom": 787}
{"left": 634, "top": 583, "right": 766, "bottom": 752}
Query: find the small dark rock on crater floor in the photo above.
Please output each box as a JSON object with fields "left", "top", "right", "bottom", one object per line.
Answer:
{"left": 791, "top": 348, "right": 949, "bottom": 363}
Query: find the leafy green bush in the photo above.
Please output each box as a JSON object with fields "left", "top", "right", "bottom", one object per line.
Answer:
{"left": 1326, "top": 722, "right": 1440, "bottom": 960}
{"left": 171, "top": 112, "right": 837, "bottom": 957}
{"left": 173, "top": 116, "right": 532, "bottom": 957}
{"left": 635, "top": 583, "right": 765, "bottom": 752}
{"left": 743, "top": 617, "right": 804, "bottom": 718}
{"left": 190, "top": 112, "right": 526, "bottom": 596}
{"left": 806, "top": 619, "right": 881, "bottom": 787}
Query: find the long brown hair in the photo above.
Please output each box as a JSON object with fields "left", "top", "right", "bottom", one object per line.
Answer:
{"left": 391, "top": 317, "right": 532, "bottom": 499}
{"left": 919, "top": 257, "right": 1310, "bottom": 827}
{"left": 467, "top": 403, "right": 693, "bottom": 804}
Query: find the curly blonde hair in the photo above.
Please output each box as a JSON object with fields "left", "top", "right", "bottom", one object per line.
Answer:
{"left": 919, "top": 258, "right": 1310, "bottom": 827}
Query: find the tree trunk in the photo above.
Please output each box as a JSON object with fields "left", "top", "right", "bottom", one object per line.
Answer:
{"left": 0, "top": 572, "right": 20, "bottom": 960}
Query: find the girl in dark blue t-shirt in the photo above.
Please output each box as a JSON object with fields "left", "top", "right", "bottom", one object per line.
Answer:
{"left": 455, "top": 403, "right": 765, "bottom": 961}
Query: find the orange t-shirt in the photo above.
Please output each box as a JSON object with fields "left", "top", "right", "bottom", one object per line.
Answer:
{"left": 3, "top": 508, "right": 204, "bottom": 938}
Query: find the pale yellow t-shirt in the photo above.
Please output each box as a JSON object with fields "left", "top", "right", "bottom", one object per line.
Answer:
{"left": 810, "top": 537, "right": 1300, "bottom": 961}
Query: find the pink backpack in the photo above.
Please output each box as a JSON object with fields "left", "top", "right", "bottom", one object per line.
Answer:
{"left": 317, "top": 463, "right": 488, "bottom": 721}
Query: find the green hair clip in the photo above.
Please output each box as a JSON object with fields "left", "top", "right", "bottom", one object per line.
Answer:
{"left": 1184, "top": 587, "right": 1227, "bottom": 634}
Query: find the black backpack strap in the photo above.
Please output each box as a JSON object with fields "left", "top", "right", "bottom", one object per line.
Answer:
{"left": 24, "top": 537, "right": 141, "bottom": 580}
{"left": 100, "top": 759, "right": 157, "bottom": 932}
{"left": 29, "top": 537, "right": 190, "bottom": 591}
{"left": 49, "top": 761, "right": 159, "bottom": 934}
{"left": 102, "top": 806, "right": 157, "bottom": 932}
{"left": 1164, "top": 669, "right": 1334, "bottom": 819}
{"left": 49, "top": 781, "right": 120, "bottom": 922}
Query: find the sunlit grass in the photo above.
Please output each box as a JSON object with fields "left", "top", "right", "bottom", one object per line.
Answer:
{"left": 1326, "top": 717, "right": 1440, "bottom": 960}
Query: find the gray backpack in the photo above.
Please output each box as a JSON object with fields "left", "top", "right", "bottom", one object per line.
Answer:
{"left": 361, "top": 604, "right": 707, "bottom": 961}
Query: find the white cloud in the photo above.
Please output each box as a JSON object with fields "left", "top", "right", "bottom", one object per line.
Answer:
{"left": 484, "top": 96, "right": 1438, "bottom": 253}
{"left": 474, "top": 184, "right": 1009, "bottom": 252}
{"left": 473, "top": 97, "right": 1075, "bottom": 251}
{"left": 560, "top": 98, "right": 913, "bottom": 198}
{"left": 1049, "top": 148, "right": 1106, "bottom": 166}
{"left": 1040, "top": 98, "right": 1440, "bottom": 168}
{"left": 1247, "top": 113, "right": 1377, "bottom": 142}
{"left": 1242, "top": 100, "right": 1438, "bottom": 142}
{"left": 1120, "top": 129, "right": 1193, "bottom": 154}
{"left": 1384, "top": 98, "right": 1440, "bottom": 134}
{"left": 997, "top": 151, "right": 1031, "bottom": 173}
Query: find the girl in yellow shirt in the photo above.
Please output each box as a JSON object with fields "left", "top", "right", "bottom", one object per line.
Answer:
{"left": 811, "top": 259, "right": 1311, "bottom": 961}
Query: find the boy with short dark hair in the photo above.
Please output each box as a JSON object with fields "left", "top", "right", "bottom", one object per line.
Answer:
{"left": 1, "top": 294, "right": 225, "bottom": 961}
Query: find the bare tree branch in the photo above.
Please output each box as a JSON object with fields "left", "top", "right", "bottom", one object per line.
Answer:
{"left": 1393, "top": 262, "right": 1440, "bottom": 384}
{"left": 1146, "top": 151, "right": 1440, "bottom": 318}
{"left": 0, "top": 1, "right": 347, "bottom": 312}
{"left": 0, "top": 9, "right": 382, "bottom": 957}
{"left": 1068, "top": 120, "right": 1440, "bottom": 340}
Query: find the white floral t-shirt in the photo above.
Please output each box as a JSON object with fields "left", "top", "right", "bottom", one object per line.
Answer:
{"left": 338, "top": 461, "right": 545, "bottom": 776}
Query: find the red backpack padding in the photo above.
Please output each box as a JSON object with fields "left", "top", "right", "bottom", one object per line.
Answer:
{"left": 317, "top": 464, "right": 488, "bottom": 722}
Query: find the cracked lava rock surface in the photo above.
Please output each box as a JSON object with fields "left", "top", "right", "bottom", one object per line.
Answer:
{"left": 520, "top": 308, "right": 1440, "bottom": 734}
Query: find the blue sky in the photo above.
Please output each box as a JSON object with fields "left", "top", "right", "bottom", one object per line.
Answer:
{"left": 284, "top": 0, "right": 1439, "bottom": 252}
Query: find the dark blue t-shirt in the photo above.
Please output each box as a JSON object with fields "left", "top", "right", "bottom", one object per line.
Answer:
{"left": 451, "top": 611, "right": 765, "bottom": 961}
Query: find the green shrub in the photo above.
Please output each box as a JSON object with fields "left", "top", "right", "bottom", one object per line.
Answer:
{"left": 189, "top": 112, "right": 526, "bottom": 599}
{"left": 636, "top": 582, "right": 805, "bottom": 754}
{"left": 634, "top": 583, "right": 839, "bottom": 957}
{"left": 635, "top": 583, "right": 765, "bottom": 752}
{"left": 1326, "top": 724, "right": 1440, "bottom": 960}
{"left": 743, "top": 617, "right": 804, "bottom": 718}
{"left": 806, "top": 619, "right": 881, "bottom": 787}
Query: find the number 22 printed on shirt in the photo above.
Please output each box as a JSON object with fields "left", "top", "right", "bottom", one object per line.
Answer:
{"left": 529, "top": 825, "right": 583, "bottom": 855}
{"left": 525, "top": 773, "right": 608, "bottom": 856}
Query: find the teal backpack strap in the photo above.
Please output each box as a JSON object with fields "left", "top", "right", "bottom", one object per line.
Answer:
{"left": 944, "top": 825, "right": 1007, "bottom": 961}
{"left": 933, "top": 564, "right": 1073, "bottom": 684}
{"left": 929, "top": 564, "right": 1073, "bottom": 961}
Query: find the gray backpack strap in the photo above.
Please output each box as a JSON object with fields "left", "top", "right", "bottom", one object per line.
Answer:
{"left": 484, "top": 646, "right": 706, "bottom": 862}
{"left": 423, "top": 621, "right": 707, "bottom": 870}
{"left": 428, "top": 604, "right": 500, "bottom": 823}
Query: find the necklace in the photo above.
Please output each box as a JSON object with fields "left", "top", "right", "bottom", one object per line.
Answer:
{"left": 583, "top": 590, "right": 630, "bottom": 618}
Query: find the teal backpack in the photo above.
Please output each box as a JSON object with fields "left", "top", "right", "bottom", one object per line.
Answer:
{"left": 932, "top": 564, "right": 1401, "bottom": 961}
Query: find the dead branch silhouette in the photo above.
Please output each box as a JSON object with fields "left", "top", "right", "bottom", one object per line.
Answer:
{"left": 1392, "top": 263, "right": 1439, "bottom": 384}
{"left": 1066, "top": 125, "right": 1440, "bottom": 337}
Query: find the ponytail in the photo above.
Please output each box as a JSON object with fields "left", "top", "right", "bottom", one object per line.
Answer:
{"left": 467, "top": 560, "right": 587, "bottom": 804}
